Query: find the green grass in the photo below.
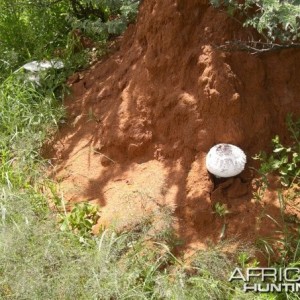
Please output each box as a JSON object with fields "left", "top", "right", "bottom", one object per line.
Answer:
{"left": 0, "top": 73, "right": 65, "bottom": 190}
{"left": 1, "top": 189, "right": 257, "bottom": 300}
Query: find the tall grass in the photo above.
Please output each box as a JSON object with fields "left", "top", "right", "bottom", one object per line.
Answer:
{"left": 1, "top": 188, "right": 258, "bottom": 299}
{"left": 0, "top": 74, "right": 65, "bottom": 190}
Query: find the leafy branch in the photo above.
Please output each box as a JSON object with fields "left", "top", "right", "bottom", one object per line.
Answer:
{"left": 210, "top": 0, "right": 300, "bottom": 50}
{"left": 213, "top": 39, "right": 300, "bottom": 54}
{"left": 253, "top": 115, "right": 300, "bottom": 187}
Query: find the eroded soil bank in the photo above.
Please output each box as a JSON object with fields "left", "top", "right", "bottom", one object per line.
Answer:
{"left": 47, "top": 0, "right": 300, "bottom": 256}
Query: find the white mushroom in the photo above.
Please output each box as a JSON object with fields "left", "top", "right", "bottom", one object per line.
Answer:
{"left": 22, "top": 60, "right": 64, "bottom": 72}
{"left": 206, "top": 143, "right": 246, "bottom": 178}
{"left": 39, "top": 60, "right": 64, "bottom": 70}
{"left": 22, "top": 61, "right": 41, "bottom": 72}
{"left": 16, "top": 60, "right": 64, "bottom": 85}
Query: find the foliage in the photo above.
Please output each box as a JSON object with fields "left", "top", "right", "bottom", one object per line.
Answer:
{"left": 59, "top": 202, "right": 101, "bottom": 238}
{"left": 0, "top": 0, "right": 140, "bottom": 82}
{"left": 213, "top": 202, "right": 230, "bottom": 218}
{"left": 0, "top": 0, "right": 70, "bottom": 81}
{"left": 1, "top": 188, "right": 259, "bottom": 299}
{"left": 255, "top": 192, "right": 300, "bottom": 267}
{"left": 0, "top": 76, "right": 65, "bottom": 190}
{"left": 253, "top": 115, "right": 300, "bottom": 187}
{"left": 237, "top": 252, "right": 260, "bottom": 268}
{"left": 252, "top": 116, "right": 300, "bottom": 299}
{"left": 213, "top": 202, "right": 231, "bottom": 240}
{"left": 1, "top": 1, "right": 300, "bottom": 299}
{"left": 210, "top": 0, "right": 300, "bottom": 44}
{"left": 66, "top": 0, "right": 139, "bottom": 39}
{"left": 67, "top": 0, "right": 139, "bottom": 22}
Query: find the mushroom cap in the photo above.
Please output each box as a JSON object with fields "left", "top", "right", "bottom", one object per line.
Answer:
{"left": 40, "top": 60, "right": 64, "bottom": 69}
{"left": 206, "top": 144, "right": 246, "bottom": 178}
{"left": 22, "top": 60, "right": 64, "bottom": 72}
{"left": 22, "top": 61, "right": 41, "bottom": 72}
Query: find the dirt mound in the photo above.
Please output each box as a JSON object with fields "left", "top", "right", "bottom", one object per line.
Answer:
{"left": 49, "top": 0, "right": 300, "bottom": 255}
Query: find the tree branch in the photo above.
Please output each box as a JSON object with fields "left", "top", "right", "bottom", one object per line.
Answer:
{"left": 213, "top": 40, "right": 300, "bottom": 54}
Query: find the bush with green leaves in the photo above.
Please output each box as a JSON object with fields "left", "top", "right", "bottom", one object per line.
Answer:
{"left": 253, "top": 115, "right": 300, "bottom": 187}
{"left": 210, "top": 0, "right": 300, "bottom": 44}
{"left": 66, "top": 0, "right": 140, "bottom": 39}
{"left": 0, "top": 0, "right": 140, "bottom": 82}
{"left": 0, "top": 0, "right": 70, "bottom": 81}
{"left": 252, "top": 115, "right": 300, "bottom": 286}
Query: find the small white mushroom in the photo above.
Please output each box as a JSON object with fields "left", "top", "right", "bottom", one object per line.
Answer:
{"left": 22, "top": 61, "right": 41, "bottom": 72}
{"left": 40, "top": 60, "right": 64, "bottom": 70}
{"left": 22, "top": 60, "right": 64, "bottom": 72}
{"left": 17, "top": 60, "right": 64, "bottom": 85}
{"left": 206, "top": 143, "right": 246, "bottom": 178}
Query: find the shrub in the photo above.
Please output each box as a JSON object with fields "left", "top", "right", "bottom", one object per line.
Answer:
{"left": 0, "top": 0, "right": 70, "bottom": 81}
{"left": 210, "top": 0, "right": 300, "bottom": 44}
{"left": 253, "top": 115, "right": 300, "bottom": 187}
{"left": 66, "top": 0, "right": 140, "bottom": 40}
{"left": 0, "top": 0, "right": 140, "bottom": 82}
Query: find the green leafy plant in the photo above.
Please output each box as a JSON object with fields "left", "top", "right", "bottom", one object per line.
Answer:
{"left": 214, "top": 202, "right": 230, "bottom": 218}
{"left": 252, "top": 174, "right": 269, "bottom": 202}
{"left": 252, "top": 116, "right": 300, "bottom": 270}
{"left": 0, "top": 0, "right": 70, "bottom": 81}
{"left": 66, "top": 0, "right": 139, "bottom": 40}
{"left": 59, "top": 202, "right": 101, "bottom": 237}
{"left": 253, "top": 115, "right": 300, "bottom": 187}
{"left": 213, "top": 202, "right": 231, "bottom": 240}
{"left": 0, "top": 0, "right": 140, "bottom": 82}
{"left": 237, "top": 252, "right": 259, "bottom": 269}
{"left": 210, "top": 0, "right": 300, "bottom": 44}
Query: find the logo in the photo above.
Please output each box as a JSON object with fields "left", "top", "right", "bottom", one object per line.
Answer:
{"left": 229, "top": 267, "right": 300, "bottom": 293}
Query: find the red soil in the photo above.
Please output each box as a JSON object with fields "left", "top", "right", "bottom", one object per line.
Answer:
{"left": 48, "top": 1, "right": 300, "bottom": 258}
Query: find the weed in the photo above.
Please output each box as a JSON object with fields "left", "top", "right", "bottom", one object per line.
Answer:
{"left": 1, "top": 188, "right": 258, "bottom": 299}
{"left": 253, "top": 115, "right": 300, "bottom": 188}
{"left": 210, "top": 0, "right": 300, "bottom": 44}
{"left": 59, "top": 202, "right": 101, "bottom": 239}
{"left": 249, "top": 116, "right": 300, "bottom": 300}
{"left": 213, "top": 202, "right": 231, "bottom": 240}
{"left": 237, "top": 252, "right": 259, "bottom": 269}
{"left": 214, "top": 202, "right": 230, "bottom": 218}
{"left": 255, "top": 191, "right": 300, "bottom": 268}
